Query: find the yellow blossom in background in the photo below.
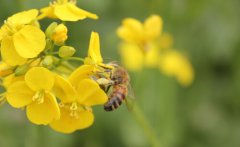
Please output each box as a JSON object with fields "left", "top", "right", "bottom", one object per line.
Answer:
{"left": 51, "top": 23, "right": 68, "bottom": 45}
{"left": 6, "top": 67, "right": 60, "bottom": 125}
{"left": 38, "top": 0, "right": 98, "bottom": 21}
{"left": 0, "top": 9, "right": 46, "bottom": 66}
{"left": 117, "top": 15, "right": 194, "bottom": 86}
{"left": 50, "top": 66, "right": 108, "bottom": 133}
{"left": 117, "top": 15, "right": 163, "bottom": 71}
{"left": 117, "top": 15, "right": 162, "bottom": 50}
{"left": 159, "top": 51, "right": 194, "bottom": 86}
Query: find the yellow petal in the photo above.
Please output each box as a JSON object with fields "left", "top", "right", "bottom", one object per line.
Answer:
{"left": 1, "top": 36, "right": 26, "bottom": 66}
{"left": 54, "top": 3, "right": 98, "bottom": 21}
{"left": 26, "top": 93, "right": 60, "bottom": 125}
{"left": 117, "top": 18, "right": 143, "bottom": 43}
{"left": 50, "top": 107, "right": 94, "bottom": 134}
{"left": 144, "top": 44, "right": 159, "bottom": 68}
{"left": 8, "top": 9, "right": 38, "bottom": 25}
{"left": 53, "top": 75, "right": 76, "bottom": 103}
{"left": 119, "top": 43, "right": 144, "bottom": 71}
{"left": 25, "top": 67, "right": 55, "bottom": 91}
{"left": 3, "top": 74, "right": 24, "bottom": 88}
{"left": 6, "top": 81, "right": 34, "bottom": 108}
{"left": 38, "top": 6, "right": 57, "bottom": 20}
{"left": 85, "top": 32, "right": 103, "bottom": 64}
{"left": 76, "top": 79, "right": 108, "bottom": 106}
{"left": 69, "top": 65, "right": 94, "bottom": 87}
{"left": 159, "top": 51, "right": 194, "bottom": 86}
{"left": 158, "top": 33, "right": 173, "bottom": 50}
{"left": 144, "top": 15, "right": 163, "bottom": 41}
{"left": 0, "top": 25, "right": 8, "bottom": 41}
{"left": 13, "top": 25, "right": 46, "bottom": 58}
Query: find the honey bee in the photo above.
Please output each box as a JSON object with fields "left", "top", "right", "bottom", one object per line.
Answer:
{"left": 92, "top": 63, "right": 134, "bottom": 111}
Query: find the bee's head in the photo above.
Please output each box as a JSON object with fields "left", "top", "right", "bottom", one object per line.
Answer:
{"left": 112, "top": 67, "right": 129, "bottom": 85}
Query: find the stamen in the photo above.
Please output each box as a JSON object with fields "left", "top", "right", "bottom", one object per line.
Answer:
{"left": 59, "top": 102, "right": 65, "bottom": 108}
{"left": 32, "top": 90, "right": 45, "bottom": 104}
{"left": 70, "top": 102, "right": 79, "bottom": 118}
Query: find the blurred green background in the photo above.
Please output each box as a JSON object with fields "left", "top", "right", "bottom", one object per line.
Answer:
{"left": 0, "top": 0, "right": 240, "bottom": 147}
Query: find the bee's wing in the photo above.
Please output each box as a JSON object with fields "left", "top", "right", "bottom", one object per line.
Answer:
{"left": 125, "top": 84, "right": 135, "bottom": 111}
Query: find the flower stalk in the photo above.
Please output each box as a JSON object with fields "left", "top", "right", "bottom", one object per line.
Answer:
{"left": 132, "top": 103, "right": 161, "bottom": 147}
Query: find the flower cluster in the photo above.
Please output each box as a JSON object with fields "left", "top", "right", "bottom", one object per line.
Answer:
{"left": 117, "top": 15, "right": 194, "bottom": 86}
{"left": 0, "top": 0, "right": 110, "bottom": 134}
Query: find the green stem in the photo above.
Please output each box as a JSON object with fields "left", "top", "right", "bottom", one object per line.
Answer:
{"left": 47, "top": 52, "right": 59, "bottom": 55}
{"left": 61, "top": 61, "right": 76, "bottom": 71}
{"left": 132, "top": 103, "right": 160, "bottom": 147}
{"left": 65, "top": 57, "right": 85, "bottom": 62}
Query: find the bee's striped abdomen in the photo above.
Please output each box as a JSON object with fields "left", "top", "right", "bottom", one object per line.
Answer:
{"left": 104, "top": 85, "right": 127, "bottom": 111}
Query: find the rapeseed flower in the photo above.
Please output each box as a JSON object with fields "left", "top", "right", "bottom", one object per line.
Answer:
{"left": 117, "top": 15, "right": 194, "bottom": 86}
{"left": 51, "top": 23, "right": 68, "bottom": 45}
{"left": 38, "top": 0, "right": 98, "bottom": 21}
{"left": 117, "top": 15, "right": 162, "bottom": 71}
{"left": 6, "top": 67, "right": 60, "bottom": 125}
{"left": 50, "top": 66, "right": 108, "bottom": 133}
{"left": 0, "top": 9, "right": 46, "bottom": 66}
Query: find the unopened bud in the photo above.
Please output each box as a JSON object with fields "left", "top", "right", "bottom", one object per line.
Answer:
{"left": 0, "top": 62, "right": 13, "bottom": 77}
{"left": 45, "top": 22, "right": 58, "bottom": 38}
{"left": 59, "top": 46, "right": 75, "bottom": 58}
{"left": 51, "top": 24, "right": 68, "bottom": 45}
{"left": 15, "top": 64, "right": 29, "bottom": 76}
{"left": 42, "top": 56, "right": 53, "bottom": 67}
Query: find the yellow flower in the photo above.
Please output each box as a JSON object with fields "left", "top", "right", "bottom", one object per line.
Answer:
{"left": 38, "top": 0, "right": 98, "bottom": 21}
{"left": 6, "top": 67, "right": 60, "bottom": 125}
{"left": 159, "top": 50, "right": 194, "bottom": 86}
{"left": 50, "top": 65, "right": 108, "bottom": 133}
{"left": 117, "top": 15, "right": 163, "bottom": 71}
{"left": 117, "top": 15, "right": 162, "bottom": 47}
{"left": 51, "top": 24, "right": 68, "bottom": 45}
{"left": 0, "top": 9, "right": 46, "bottom": 66}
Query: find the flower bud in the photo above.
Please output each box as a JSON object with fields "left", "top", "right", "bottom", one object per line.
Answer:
{"left": 51, "top": 24, "right": 68, "bottom": 45}
{"left": 0, "top": 62, "right": 13, "bottom": 77}
{"left": 59, "top": 46, "right": 76, "bottom": 58}
{"left": 42, "top": 56, "right": 53, "bottom": 67}
{"left": 15, "top": 64, "right": 29, "bottom": 76}
{"left": 45, "top": 22, "right": 58, "bottom": 38}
